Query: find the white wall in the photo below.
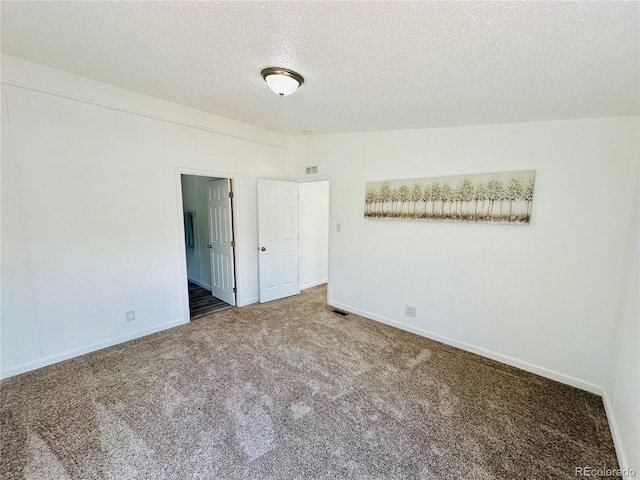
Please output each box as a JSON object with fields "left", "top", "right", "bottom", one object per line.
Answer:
{"left": 291, "top": 117, "right": 639, "bottom": 395}
{"left": 299, "top": 180, "right": 329, "bottom": 290}
{"left": 605, "top": 175, "right": 639, "bottom": 477}
{"left": 0, "top": 55, "right": 291, "bottom": 377}
{"left": 181, "top": 175, "right": 215, "bottom": 289}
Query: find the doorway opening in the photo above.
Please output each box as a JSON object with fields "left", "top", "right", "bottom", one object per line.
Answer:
{"left": 181, "top": 174, "right": 237, "bottom": 319}
{"left": 298, "top": 179, "right": 330, "bottom": 293}
{"left": 256, "top": 177, "right": 330, "bottom": 304}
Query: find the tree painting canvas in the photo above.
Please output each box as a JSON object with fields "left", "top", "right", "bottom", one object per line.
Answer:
{"left": 364, "top": 170, "right": 536, "bottom": 224}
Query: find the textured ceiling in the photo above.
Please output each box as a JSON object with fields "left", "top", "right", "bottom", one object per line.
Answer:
{"left": 1, "top": 1, "right": 638, "bottom": 135}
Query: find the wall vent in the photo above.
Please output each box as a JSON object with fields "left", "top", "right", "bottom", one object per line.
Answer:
{"left": 305, "top": 165, "right": 318, "bottom": 175}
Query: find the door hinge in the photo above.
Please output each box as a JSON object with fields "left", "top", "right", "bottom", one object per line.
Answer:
{"left": 229, "top": 191, "right": 234, "bottom": 199}
{"left": 233, "top": 287, "right": 237, "bottom": 293}
{"left": 231, "top": 240, "right": 235, "bottom": 247}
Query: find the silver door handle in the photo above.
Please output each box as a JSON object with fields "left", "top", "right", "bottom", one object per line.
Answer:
{"left": 207, "top": 244, "right": 213, "bottom": 249}
{"left": 260, "top": 247, "right": 266, "bottom": 251}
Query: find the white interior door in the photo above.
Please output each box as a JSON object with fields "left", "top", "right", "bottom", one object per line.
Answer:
{"left": 258, "top": 179, "right": 299, "bottom": 303}
{"left": 208, "top": 179, "right": 236, "bottom": 306}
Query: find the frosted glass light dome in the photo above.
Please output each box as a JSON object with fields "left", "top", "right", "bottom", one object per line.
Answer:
{"left": 261, "top": 68, "right": 304, "bottom": 96}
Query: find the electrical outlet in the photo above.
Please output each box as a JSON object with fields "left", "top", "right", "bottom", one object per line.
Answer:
{"left": 405, "top": 305, "right": 416, "bottom": 317}
{"left": 126, "top": 310, "right": 135, "bottom": 322}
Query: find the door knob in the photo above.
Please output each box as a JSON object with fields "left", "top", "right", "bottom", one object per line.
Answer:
{"left": 207, "top": 244, "right": 213, "bottom": 249}
{"left": 260, "top": 247, "right": 266, "bottom": 251}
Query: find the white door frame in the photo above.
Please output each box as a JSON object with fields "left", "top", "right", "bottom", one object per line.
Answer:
{"left": 296, "top": 174, "right": 332, "bottom": 304}
{"left": 175, "top": 167, "right": 242, "bottom": 323}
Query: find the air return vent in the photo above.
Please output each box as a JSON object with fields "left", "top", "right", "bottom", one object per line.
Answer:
{"left": 305, "top": 165, "right": 318, "bottom": 175}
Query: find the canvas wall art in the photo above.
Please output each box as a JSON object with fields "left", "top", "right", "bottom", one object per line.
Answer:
{"left": 364, "top": 170, "right": 536, "bottom": 224}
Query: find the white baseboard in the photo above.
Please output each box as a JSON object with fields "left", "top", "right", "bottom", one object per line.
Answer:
{"left": 328, "top": 300, "right": 604, "bottom": 396}
{"left": 602, "top": 391, "right": 634, "bottom": 478}
{"left": 0, "top": 318, "right": 188, "bottom": 380}
{"left": 301, "top": 279, "right": 328, "bottom": 290}
{"left": 187, "top": 277, "right": 212, "bottom": 290}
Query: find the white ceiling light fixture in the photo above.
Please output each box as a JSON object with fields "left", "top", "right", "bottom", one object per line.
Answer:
{"left": 261, "top": 67, "right": 304, "bottom": 97}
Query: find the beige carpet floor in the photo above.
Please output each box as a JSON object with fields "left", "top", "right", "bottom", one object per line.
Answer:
{"left": 1, "top": 285, "right": 618, "bottom": 479}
